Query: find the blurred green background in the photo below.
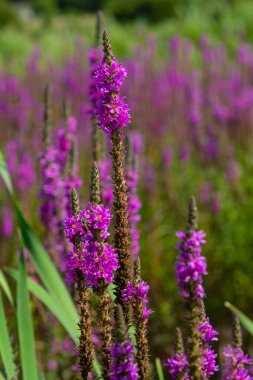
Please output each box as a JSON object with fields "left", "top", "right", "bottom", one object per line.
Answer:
{"left": 1, "top": 0, "right": 253, "bottom": 67}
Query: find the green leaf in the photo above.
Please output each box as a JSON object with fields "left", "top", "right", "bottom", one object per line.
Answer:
{"left": 0, "top": 270, "right": 13, "bottom": 306}
{"left": 155, "top": 358, "right": 165, "bottom": 380}
{"left": 225, "top": 301, "right": 253, "bottom": 335}
{"left": 15, "top": 205, "right": 79, "bottom": 329}
{"left": 0, "top": 372, "right": 6, "bottom": 380}
{"left": 6, "top": 268, "right": 77, "bottom": 344}
{"left": 38, "top": 368, "right": 45, "bottom": 380}
{"left": 0, "top": 289, "right": 16, "bottom": 379}
{"left": 7, "top": 269, "right": 102, "bottom": 379}
{"left": 0, "top": 151, "right": 13, "bottom": 195}
{"left": 0, "top": 152, "right": 78, "bottom": 336}
{"left": 17, "top": 247, "right": 39, "bottom": 380}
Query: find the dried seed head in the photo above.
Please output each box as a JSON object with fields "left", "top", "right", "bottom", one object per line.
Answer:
{"left": 90, "top": 161, "right": 101, "bottom": 205}
{"left": 186, "top": 196, "right": 198, "bottom": 234}
{"left": 175, "top": 327, "right": 184, "bottom": 355}
{"left": 114, "top": 305, "right": 127, "bottom": 342}
{"left": 232, "top": 312, "right": 242, "bottom": 348}
{"left": 134, "top": 257, "right": 141, "bottom": 286}
{"left": 71, "top": 188, "right": 80, "bottom": 217}
{"left": 103, "top": 30, "right": 114, "bottom": 67}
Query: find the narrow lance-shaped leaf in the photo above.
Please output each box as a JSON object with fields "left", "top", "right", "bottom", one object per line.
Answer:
{"left": 225, "top": 302, "right": 253, "bottom": 336}
{"left": 155, "top": 358, "right": 165, "bottom": 380}
{"left": 17, "top": 246, "right": 39, "bottom": 380}
{"left": 0, "top": 152, "right": 78, "bottom": 333}
{"left": 6, "top": 268, "right": 78, "bottom": 344}
{"left": 0, "top": 288, "right": 16, "bottom": 379}
{"left": 0, "top": 270, "right": 13, "bottom": 305}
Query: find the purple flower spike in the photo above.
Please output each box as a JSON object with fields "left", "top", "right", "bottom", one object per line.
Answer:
{"left": 165, "top": 354, "right": 189, "bottom": 380}
{"left": 199, "top": 317, "right": 219, "bottom": 342}
{"left": 122, "top": 280, "right": 153, "bottom": 320}
{"left": 81, "top": 202, "right": 118, "bottom": 291}
{"left": 109, "top": 340, "right": 139, "bottom": 380}
{"left": 222, "top": 345, "right": 253, "bottom": 380}
{"left": 201, "top": 345, "right": 219, "bottom": 376}
{"left": 94, "top": 58, "right": 130, "bottom": 135}
{"left": 175, "top": 229, "right": 207, "bottom": 299}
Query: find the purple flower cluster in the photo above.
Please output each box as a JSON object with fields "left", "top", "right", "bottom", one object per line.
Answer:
{"left": 64, "top": 202, "right": 118, "bottom": 289}
{"left": 127, "top": 167, "right": 142, "bottom": 260}
{"left": 222, "top": 345, "right": 253, "bottom": 380}
{"left": 199, "top": 316, "right": 219, "bottom": 377}
{"left": 39, "top": 115, "right": 82, "bottom": 269}
{"left": 175, "top": 229, "right": 207, "bottom": 299}
{"left": 88, "top": 47, "right": 102, "bottom": 116}
{"left": 165, "top": 353, "right": 189, "bottom": 380}
{"left": 122, "top": 281, "right": 153, "bottom": 320}
{"left": 94, "top": 59, "right": 130, "bottom": 135}
{"left": 201, "top": 345, "right": 219, "bottom": 377}
{"left": 109, "top": 340, "right": 139, "bottom": 380}
{"left": 81, "top": 202, "right": 118, "bottom": 289}
{"left": 199, "top": 317, "right": 219, "bottom": 342}
{"left": 6, "top": 139, "right": 35, "bottom": 191}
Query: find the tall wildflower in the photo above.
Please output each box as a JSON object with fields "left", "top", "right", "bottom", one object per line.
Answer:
{"left": 64, "top": 188, "right": 94, "bottom": 380}
{"left": 94, "top": 30, "right": 132, "bottom": 309}
{"left": 176, "top": 197, "right": 219, "bottom": 379}
{"left": 66, "top": 162, "right": 118, "bottom": 379}
{"left": 89, "top": 14, "right": 113, "bottom": 209}
{"left": 39, "top": 85, "right": 81, "bottom": 269}
{"left": 123, "top": 258, "right": 152, "bottom": 379}
{"left": 165, "top": 328, "right": 189, "bottom": 380}
{"left": 88, "top": 12, "right": 103, "bottom": 162}
{"left": 222, "top": 313, "right": 253, "bottom": 380}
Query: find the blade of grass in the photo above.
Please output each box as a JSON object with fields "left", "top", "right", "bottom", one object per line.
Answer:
{"left": 155, "top": 358, "right": 165, "bottom": 380}
{"left": 0, "top": 270, "right": 13, "bottom": 306}
{"left": 0, "top": 152, "right": 13, "bottom": 195}
{"left": 6, "top": 269, "right": 101, "bottom": 377}
{"left": 17, "top": 247, "right": 39, "bottom": 380}
{"left": 0, "top": 289, "right": 16, "bottom": 379}
{"left": 225, "top": 302, "right": 253, "bottom": 335}
{"left": 6, "top": 268, "right": 77, "bottom": 344}
{"left": 0, "top": 152, "right": 78, "bottom": 331}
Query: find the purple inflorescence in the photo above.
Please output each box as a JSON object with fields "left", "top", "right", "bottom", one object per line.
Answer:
{"left": 64, "top": 202, "right": 118, "bottom": 290}
{"left": 199, "top": 317, "right": 219, "bottom": 342}
{"left": 64, "top": 213, "right": 85, "bottom": 243}
{"left": 175, "top": 229, "right": 207, "bottom": 299}
{"left": 82, "top": 202, "right": 118, "bottom": 289}
{"left": 122, "top": 280, "right": 153, "bottom": 320}
{"left": 201, "top": 345, "right": 219, "bottom": 377}
{"left": 222, "top": 345, "right": 253, "bottom": 380}
{"left": 199, "top": 315, "right": 219, "bottom": 376}
{"left": 165, "top": 353, "right": 189, "bottom": 380}
{"left": 127, "top": 167, "right": 142, "bottom": 260}
{"left": 94, "top": 59, "right": 131, "bottom": 135}
{"left": 109, "top": 340, "right": 139, "bottom": 380}
{"left": 39, "top": 115, "right": 82, "bottom": 270}
{"left": 88, "top": 47, "right": 103, "bottom": 116}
